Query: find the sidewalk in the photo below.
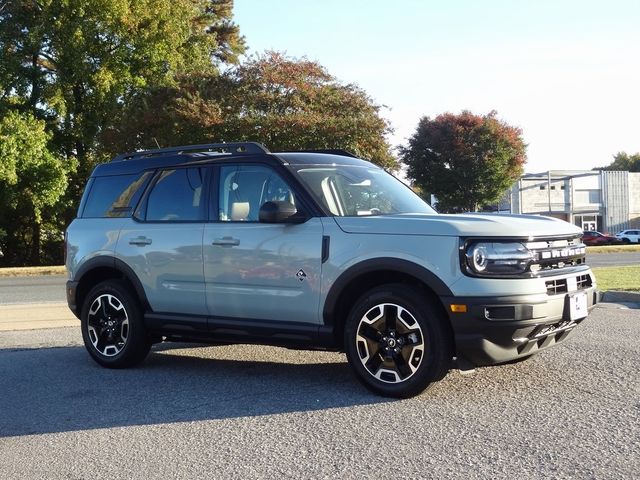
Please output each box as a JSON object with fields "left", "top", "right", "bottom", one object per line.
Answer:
{"left": 0, "top": 303, "right": 78, "bottom": 331}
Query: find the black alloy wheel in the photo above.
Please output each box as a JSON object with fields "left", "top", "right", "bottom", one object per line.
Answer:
{"left": 81, "top": 280, "right": 151, "bottom": 368}
{"left": 344, "top": 284, "right": 453, "bottom": 398}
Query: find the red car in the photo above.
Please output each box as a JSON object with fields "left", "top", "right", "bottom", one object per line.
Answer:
{"left": 582, "top": 231, "right": 621, "bottom": 246}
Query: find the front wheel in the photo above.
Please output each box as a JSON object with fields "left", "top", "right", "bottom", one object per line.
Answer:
{"left": 344, "top": 284, "right": 453, "bottom": 398}
{"left": 81, "top": 280, "right": 151, "bottom": 368}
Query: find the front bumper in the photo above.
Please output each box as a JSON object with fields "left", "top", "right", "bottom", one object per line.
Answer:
{"left": 441, "top": 286, "right": 600, "bottom": 367}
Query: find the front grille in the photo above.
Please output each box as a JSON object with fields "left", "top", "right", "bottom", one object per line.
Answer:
{"left": 526, "top": 236, "right": 587, "bottom": 273}
{"left": 577, "top": 274, "right": 592, "bottom": 290}
{"left": 546, "top": 279, "right": 568, "bottom": 295}
{"left": 545, "top": 273, "right": 593, "bottom": 296}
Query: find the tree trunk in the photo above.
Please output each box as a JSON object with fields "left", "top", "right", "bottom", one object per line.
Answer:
{"left": 31, "top": 218, "right": 41, "bottom": 266}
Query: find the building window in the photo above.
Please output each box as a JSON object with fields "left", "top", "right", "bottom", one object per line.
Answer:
{"left": 540, "top": 185, "right": 546, "bottom": 190}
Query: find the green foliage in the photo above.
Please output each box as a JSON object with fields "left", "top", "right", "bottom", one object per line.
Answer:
{"left": 0, "top": 111, "right": 75, "bottom": 265}
{"left": 105, "top": 51, "right": 396, "bottom": 169}
{"left": 0, "top": 0, "right": 244, "bottom": 168}
{"left": 597, "top": 152, "right": 640, "bottom": 172}
{"left": 400, "top": 111, "right": 527, "bottom": 213}
{"left": 0, "top": 0, "right": 243, "bottom": 265}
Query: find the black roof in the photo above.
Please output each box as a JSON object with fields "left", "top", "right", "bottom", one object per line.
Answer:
{"left": 91, "top": 142, "right": 377, "bottom": 177}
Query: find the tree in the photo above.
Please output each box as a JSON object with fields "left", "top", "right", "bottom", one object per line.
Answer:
{"left": 596, "top": 152, "right": 640, "bottom": 172}
{"left": 0, "top": 111, "right": 75, "bottom": 266}
{"left": 104, "top": 51, "right": 396, "bottom": 169}
{"left": 400, "top": 111, "right": 527, "bottom": 213}
{"left": 0, "top": 0, "right": 244, "bottom": 190}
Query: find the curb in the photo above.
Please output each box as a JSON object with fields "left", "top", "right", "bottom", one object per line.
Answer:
{"left": 601, "top": 290, "right": 640, "bottom": 303}
{"left": 601, "top": 290, "right": 640, "bottom": 308}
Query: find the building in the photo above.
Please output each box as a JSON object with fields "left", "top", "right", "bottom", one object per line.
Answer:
{"left": 509, "top": 170, "right": 640, "bottom": 233}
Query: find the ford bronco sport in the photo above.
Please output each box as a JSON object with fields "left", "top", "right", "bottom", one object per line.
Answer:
{"left": 65, "top": 142, "right": 598, "bottom": 398}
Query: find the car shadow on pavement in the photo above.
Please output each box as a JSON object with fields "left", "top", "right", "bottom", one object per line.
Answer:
{"left": 0, "top": 344, "right": 391, "bottom": 437}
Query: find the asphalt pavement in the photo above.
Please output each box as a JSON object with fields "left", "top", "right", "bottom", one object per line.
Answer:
{"left": 0, "top": 274, "right": 67, "bottom": 305}
{"left": 0, "top": 305, "right": 638, "bottom": 479}
{"left": 587, "top": 252, "right": 640, "bottom": 267}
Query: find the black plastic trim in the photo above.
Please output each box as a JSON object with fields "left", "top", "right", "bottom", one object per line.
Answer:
{"left": 144, "top": 313, "right": 337, "bottom": 349}
{"left": 322, "top": 258, "right": 453, "bottom": 326}
{"left": 72, "top": 256, "right": 152, "bottom": 314}
{"left": 321, "top": 236, "right": 330, "bottom": 263}
{"left": 443, "top": 287, "right": 599, "bottom": 366}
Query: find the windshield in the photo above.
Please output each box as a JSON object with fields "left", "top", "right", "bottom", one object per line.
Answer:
{"left": 293, "top": 165, "right": 436, "bottom": 216}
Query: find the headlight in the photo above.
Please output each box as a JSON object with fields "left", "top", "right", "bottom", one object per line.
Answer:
{"left": 465, "top": 242, "right": 534, "bottom": 275}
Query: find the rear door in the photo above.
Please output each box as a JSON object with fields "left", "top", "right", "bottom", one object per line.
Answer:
{"left": 203, "top": 164, "right": 323, "bottom": 324}
{"left": 116, "top": 166, "right": 209, "bottom": 317}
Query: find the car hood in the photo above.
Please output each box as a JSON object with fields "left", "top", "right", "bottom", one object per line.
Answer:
{"left": 334, "top": 213, "right": 583, "bottom": 238}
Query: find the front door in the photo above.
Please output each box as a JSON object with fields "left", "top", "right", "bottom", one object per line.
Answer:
{"left": 203, "top": 164, "right": 323, "bottom": 324}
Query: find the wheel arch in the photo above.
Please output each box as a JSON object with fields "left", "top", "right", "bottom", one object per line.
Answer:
{"left": 75, "top": 257, "right": 151, "bottom": 315}
{"left": 323, "top": 258, "right": 454, "bottom": 347}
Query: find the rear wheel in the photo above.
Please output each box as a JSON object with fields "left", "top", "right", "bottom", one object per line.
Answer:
{"left": 344, "top": 284, "right": 452, "bottom": 398}
{"left": 81, "top": 280, "right": 151, "bottom": 368}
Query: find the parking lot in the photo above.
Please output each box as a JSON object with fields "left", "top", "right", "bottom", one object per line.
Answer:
{"left": 0, "top": 304, "right": 638, "bottom": 479}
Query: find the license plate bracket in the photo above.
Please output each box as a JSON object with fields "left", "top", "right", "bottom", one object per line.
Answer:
{"left": 567, "top": 292, "right": 588, "bottom": 320}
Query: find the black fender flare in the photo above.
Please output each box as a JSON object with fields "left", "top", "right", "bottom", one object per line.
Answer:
{"left": 74, "top": 256, "right": 151, "bottom": 312}
{"left": 322, "top": 257, "right": 453, "bottom": 326}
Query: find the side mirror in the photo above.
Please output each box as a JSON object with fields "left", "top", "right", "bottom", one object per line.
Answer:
{"left": 259, "top": 201, "right": 307, "bottom": 224}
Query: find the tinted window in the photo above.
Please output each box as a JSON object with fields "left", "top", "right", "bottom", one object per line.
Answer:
{"left": 218, "top": 165, "right": 296, "bottom": 222}
{"left": 146, "top": 168, "right": 205, "bottom": 222}
{"left": 82, "top": 173, "right": 151, "bottom": 218}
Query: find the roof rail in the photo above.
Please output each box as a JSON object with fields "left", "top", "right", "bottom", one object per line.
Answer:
{"left": 111, "top": 142, "right": 270, "bottom": 162}
{"left": 293, "top": 149, "right": 359, "bottom": 158}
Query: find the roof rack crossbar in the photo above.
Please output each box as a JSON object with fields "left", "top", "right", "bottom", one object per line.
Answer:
{"left": 112, "top": 142, "right": 270, "bottom": 161}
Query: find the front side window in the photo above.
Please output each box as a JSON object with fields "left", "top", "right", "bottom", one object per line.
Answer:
{"left": 145, "top": 168, "right": 205, "bottom": 222}
{"left": 294, "top": 166, "right": 435, "bottom": 216}
{"left": 218, "top": 165, "right": 296, "bottom": 222}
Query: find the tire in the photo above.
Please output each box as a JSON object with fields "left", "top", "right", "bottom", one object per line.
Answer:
{"left": 344, "top": 284, "right": 453, "bottom": 398}
{"left": 622, "top": 238, "right": 631, "bottom": 244}
{"left": 80, "top": 279, "right": 151, "bottom": 368}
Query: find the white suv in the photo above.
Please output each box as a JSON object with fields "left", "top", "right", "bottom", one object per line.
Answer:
{"left": 616, "top": 229, "right": 640, "bottom": 244}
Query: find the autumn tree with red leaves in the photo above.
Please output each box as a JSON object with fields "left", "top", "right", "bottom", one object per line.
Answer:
{"left": 106, "top": 52, "right": 396, "bottom": 169}
{"left": 400, "top": 111, "right": 526, "bottom": 213}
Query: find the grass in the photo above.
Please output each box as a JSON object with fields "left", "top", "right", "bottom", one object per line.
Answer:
{"left": 0, "top": 265, "right": 66, "bottom": 277}
{"left": 587, "top": 244, "right": 640, "bottom": 254}
{"left": 592, "top": 265, "right": 640, "bottom": 292}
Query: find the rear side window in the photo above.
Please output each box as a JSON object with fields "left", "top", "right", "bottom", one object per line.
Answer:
{"left": 82, "top": 173, "right": 151, "bottom": 218}
{"left": 145, "top": 168, "right": 206, "bottom": 222}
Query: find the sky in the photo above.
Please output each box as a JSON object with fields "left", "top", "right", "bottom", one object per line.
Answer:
{"left": 233, "top": 0, "right": 640, "bottom": 173}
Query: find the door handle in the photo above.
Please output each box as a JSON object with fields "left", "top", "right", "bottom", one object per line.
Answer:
{"left": 129, "top": 236, "right": 152, "bottom": 246}
{"left": 212, "top": 237, "right": 240, "bottom": 247}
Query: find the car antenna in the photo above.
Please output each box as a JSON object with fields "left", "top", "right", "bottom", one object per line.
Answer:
{"left": 153, "top": 137, "right": 161, "bottom": 149}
